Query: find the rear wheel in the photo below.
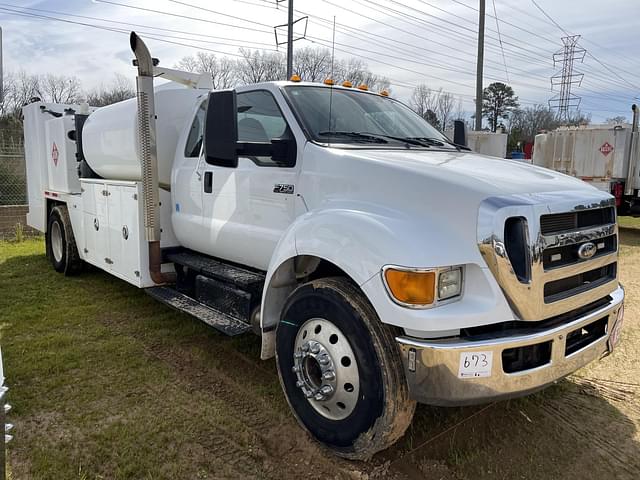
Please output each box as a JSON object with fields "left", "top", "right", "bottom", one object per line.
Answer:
{"left": 47, "top": 205, "right": 83, "bottom": 275}
{"left": 276, "top": 277, "right": 416, "bottom": 460}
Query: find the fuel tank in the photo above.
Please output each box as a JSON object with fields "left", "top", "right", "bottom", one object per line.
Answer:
{"left": 82, "top": 85, "right": 205, "bottom": 185}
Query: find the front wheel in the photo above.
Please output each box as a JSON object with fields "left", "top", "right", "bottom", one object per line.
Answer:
{"left": 276, "top": 277, "right": 416, "bottom": 460}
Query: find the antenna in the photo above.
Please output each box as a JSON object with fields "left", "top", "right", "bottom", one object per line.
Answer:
{"left": 327, "top": 16, "right": 336, "bottom": 144}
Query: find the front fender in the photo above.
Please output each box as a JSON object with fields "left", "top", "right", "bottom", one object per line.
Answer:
{"left": 259, "top": 204, "right": 494, "bottom": 358}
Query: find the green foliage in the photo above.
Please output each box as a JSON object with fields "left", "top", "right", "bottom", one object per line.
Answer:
{"left": 482, "top": 82, "right": 519, "bottom": 132}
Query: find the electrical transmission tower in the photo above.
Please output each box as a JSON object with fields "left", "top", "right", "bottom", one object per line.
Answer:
{"left": 549, "top": 35, "right": 586, "bottom": 120}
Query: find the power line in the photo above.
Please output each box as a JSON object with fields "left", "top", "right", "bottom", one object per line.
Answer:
{"left": 491, "top": 0, "right": 509, "bottom": 83}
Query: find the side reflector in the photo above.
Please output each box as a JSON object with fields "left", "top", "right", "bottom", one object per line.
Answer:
{"left": 384, "top": 269, "right": 435, "bottom": 306}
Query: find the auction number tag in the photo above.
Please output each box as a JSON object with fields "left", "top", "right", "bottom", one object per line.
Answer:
{"left": 458, "top": 351, "right": 493, "bottom": 378}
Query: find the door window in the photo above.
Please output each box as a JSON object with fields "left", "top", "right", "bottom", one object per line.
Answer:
{"left": 184, "top": 99, "right": 208, "bottom": 158}
{"left": 237, "top": 90, "right": 295, "bottom": 167}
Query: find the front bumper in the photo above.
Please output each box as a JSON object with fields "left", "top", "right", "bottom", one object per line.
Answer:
{"left": 396, "top": 286, "right": 624, "bottom": 406}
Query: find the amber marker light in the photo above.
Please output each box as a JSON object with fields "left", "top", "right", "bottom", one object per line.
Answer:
{"left": 342, "top": 81, "right": 353, "bottom": 88}
{"left": 357, "top": 84, "right": 369, "bottom": 91}
{"left": 324, "top": 78, "right": 336, "bottom": 85}
{"left": 290, "top": 74, "right": 301, "bottom": 82}
{"left": 383, "top": 268, "right": 436, "bottom": 307}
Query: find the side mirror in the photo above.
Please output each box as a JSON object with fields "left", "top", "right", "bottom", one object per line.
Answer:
{"left": 204, "top": 89, "right": 239, "bottom": 168}
{"left": 453, "top": 120, "right": 467, "bottom": 147}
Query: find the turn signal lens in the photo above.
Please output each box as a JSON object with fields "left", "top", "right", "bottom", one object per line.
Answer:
{"left": 384, "top": 269, "right": 435, "bottom": 306}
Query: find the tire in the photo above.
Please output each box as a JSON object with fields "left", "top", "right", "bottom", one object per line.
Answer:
{"left": 275, "top": 277, "right": 416, "bottom": 460}
{"left": 47, "top": 205, "right": 83, "bottom": 275}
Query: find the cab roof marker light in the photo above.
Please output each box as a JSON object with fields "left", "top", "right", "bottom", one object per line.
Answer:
{"left": 357, "top": 84, "right": 368, "bottom": 91}
{"left": 342, "top": 81, "right": 353, "bottom": 88}
{"left": 290, "top": 74, "right": 301, "bottom": 82}
{"left": 380, "top": 90, "right": 389, "bottom": 96}
{"left": 324, "top": 78, "right": 335, "bottom": 86}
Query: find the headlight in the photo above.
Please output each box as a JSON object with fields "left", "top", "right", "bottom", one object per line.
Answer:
{"left": 438, "top": 267, "right": 463, "bottom": 300}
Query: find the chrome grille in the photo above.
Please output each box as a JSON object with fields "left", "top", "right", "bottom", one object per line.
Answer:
{"left": 478, "top": 191, "right": 618, "bottom": 321}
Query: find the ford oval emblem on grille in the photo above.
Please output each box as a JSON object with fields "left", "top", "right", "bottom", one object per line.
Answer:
{"left": 578, "top": 242, "right": 597, "bottom": 260}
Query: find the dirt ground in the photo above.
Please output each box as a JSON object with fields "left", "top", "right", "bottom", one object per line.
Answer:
{"left": 2, "top": 229, "right": 640, "bottom": 480}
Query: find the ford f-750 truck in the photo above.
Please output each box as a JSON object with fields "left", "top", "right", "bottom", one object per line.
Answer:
{"left": 22, "top": 33, "right": 625, "bottom": 459}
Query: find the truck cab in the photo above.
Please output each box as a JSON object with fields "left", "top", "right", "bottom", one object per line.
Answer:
{"left": 23, "top": 33, "right": 625, "bottom": 460}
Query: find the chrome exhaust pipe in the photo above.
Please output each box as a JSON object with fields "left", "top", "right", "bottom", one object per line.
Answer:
{"left": 130, "top": 32, "right": 175, "bottom": 284}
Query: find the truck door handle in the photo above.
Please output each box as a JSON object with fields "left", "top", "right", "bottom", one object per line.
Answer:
{"left": 204, "top": 172, "right": 213, "bottom": 193}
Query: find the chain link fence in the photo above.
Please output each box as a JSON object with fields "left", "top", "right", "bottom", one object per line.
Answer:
{"left": 0, "top": 127, "right": 27, "bottom": 206}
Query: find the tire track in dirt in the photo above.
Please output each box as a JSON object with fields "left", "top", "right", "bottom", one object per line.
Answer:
{"left": 538, "top": 378, "right": 640, "bottom": 478}
{"left": 139, "top": 336, "right": 365, "bottom": 479}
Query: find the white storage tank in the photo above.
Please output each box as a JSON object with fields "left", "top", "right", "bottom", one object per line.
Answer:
{"left": 82, "top": 85, "right": 206, "bottom": 185}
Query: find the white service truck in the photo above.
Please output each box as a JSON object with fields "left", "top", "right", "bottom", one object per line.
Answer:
{"left": 23, "top": 33, "right": 625, "bottom": 459}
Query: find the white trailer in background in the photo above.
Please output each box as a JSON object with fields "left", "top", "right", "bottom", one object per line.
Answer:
{"left": 21, "top": 32, "right": 626, "bottom": 459}
{"left": 533, "top": 106, "right": 640, "bottom": 212}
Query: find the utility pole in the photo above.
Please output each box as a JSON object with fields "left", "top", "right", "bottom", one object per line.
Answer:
{"left": 286, "top": 0, "right": 294, "bottom": 79}
{"left": 475, "top": 0, "right": 485, "bottom": 131}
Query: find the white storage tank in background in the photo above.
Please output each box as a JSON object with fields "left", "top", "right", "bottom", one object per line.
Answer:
{"left": 82, "top": 85, "right": 205, "bottom": 185}
{"left": 445, "top": 129, "right": 508, "bottom": 158}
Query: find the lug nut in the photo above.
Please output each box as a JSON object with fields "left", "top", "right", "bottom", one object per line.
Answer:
{"left": 314, "top": 393, "right": 325, "bottom": 401}
{"left": 296, "top": 380, "right": 304, "bottom": 388}
{"left": 310, "top": 343, "right": 320, "bottom": 354}
{"left": 292, "top": 365, "right": 300, "bottom": 373}
{"left": 294, "top": 351, "right": 303, "bottom": 359}
{"left": 320, "top": 385, "right": 334, "bottom": 395}
{"left": 302, "top": 343, "right": 310, "bottom": 352}
{"left": 323, "top": 371, "right": 335, "bottom": 381}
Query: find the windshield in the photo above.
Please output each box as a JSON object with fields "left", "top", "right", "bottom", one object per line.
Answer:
{"left": 283, "top": 85, "right": 449, "bottom": 146}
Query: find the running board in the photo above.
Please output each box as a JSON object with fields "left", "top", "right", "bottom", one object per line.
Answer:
{"left": 146, "top": 286, "right": 252, "bottom": 336}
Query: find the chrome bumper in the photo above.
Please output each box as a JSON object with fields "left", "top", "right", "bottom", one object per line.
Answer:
{"left": 396, "top": 286, "right": 624, "bottom": 406}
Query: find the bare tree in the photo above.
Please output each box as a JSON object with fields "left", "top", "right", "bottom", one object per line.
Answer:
{"left": 410, "top": 84, "right": 439, "bottom": 126}
{"left": 236, "top": 49, "right": 286, "bottom": 85}
{"left": 37, "top": 73, "right": 82, "bottom": 104}
{"left": 437, "top": 91, "right": 456, "bottom": 129}
{"left": 293, "top": 47, "right": 332, "bottom": 82}
{"left": 176, "top": 52, "right": 236, "bottom": 89}
{"left": 85, "top": 73, "right": 136, "bottom": 107}
{"left": 606, "top": 115, "right": 628, "bottom": 125}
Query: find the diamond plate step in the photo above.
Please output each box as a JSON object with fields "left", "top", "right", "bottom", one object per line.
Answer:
{"left": 146, "top": 286, "right": 251, "bottom": 336}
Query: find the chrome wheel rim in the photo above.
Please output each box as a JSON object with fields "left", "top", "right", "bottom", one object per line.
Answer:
{"left": 293, "top": 318, "right": 360, "bottom": 420}
{"left": 51, "top": 221, "right": 63, "bottom": 263}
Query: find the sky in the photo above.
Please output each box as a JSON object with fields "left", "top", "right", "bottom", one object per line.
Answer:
{"left": 0, "top": 0, "right": 639, "bottom": 123}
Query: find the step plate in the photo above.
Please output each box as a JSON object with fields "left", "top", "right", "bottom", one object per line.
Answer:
{"left": 166, "top": 251, "right": 265, "bottom": 293}
{"left": 146, "top": 287, "right": 252, "bottom": 336}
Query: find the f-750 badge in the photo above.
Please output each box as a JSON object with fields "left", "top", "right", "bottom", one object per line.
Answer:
{"left": 273, "top": 184, "right": 295, "bottom": 194}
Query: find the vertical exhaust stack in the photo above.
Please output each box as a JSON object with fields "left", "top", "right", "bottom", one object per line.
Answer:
{"left": 130, "top": 32, "right": 175, "bottom": 284}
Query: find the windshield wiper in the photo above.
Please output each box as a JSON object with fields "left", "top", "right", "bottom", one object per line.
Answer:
{"left": 318, "top": 131, "right": 388, "bottom": 144}
{"left": 408, "top": 137, "right": 471, "bottom": 151}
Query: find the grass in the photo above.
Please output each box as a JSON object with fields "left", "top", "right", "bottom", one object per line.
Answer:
{"left": 1, "top": 239, "right": 295, "bottom": 479}
{"left": 2, "top": 235, "right": 640, "bottom": 479}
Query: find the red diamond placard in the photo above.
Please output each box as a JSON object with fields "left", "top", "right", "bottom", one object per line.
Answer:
{"left": 599, "top": 141, "right": 614, "bottom": 157}
{"left": 51, "top": 142, "right": 59, "bottom": 166}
